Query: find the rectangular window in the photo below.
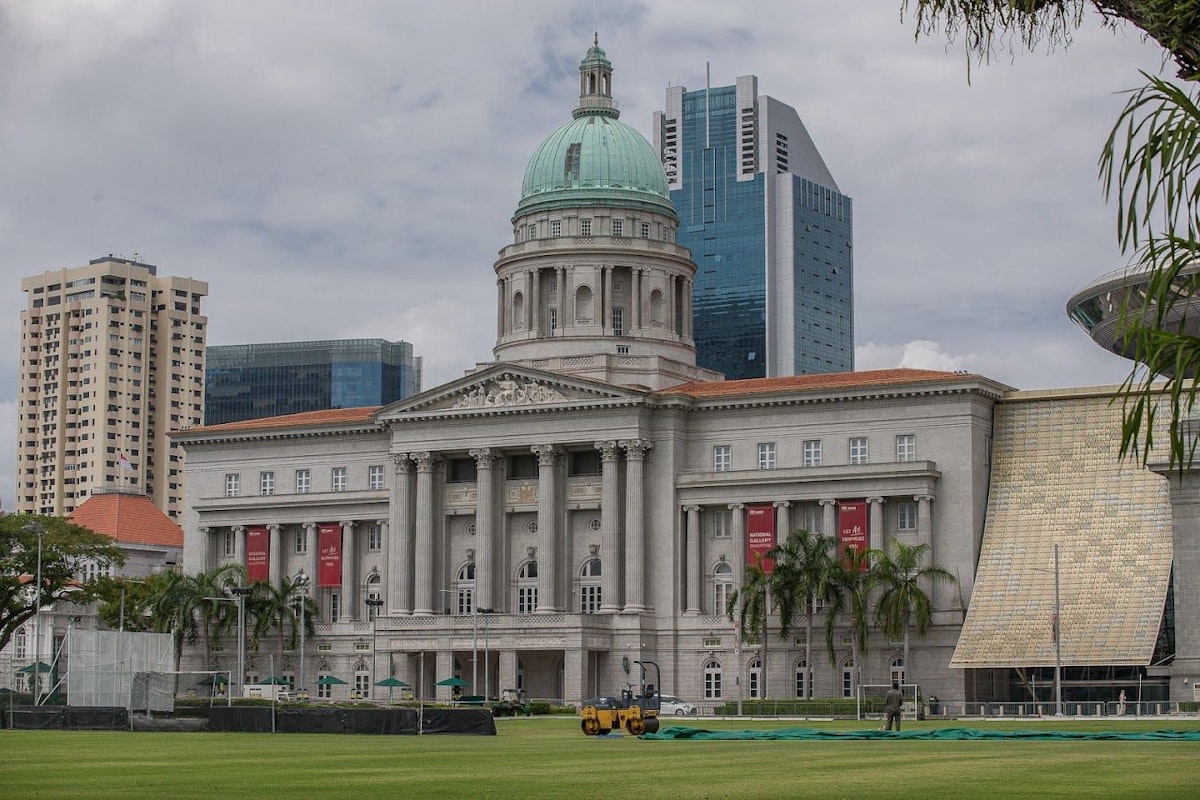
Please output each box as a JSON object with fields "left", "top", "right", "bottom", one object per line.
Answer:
{"left": 580, "top": 219, "right": 592, "bottom": 236}
{"left": 803, "top": 440, "right": 823, "bottom": 467}
{"left": 896, "top": 434, "right": 916, "bottom": 462}
{"left": 331, "top": 467, "right": 347, "bottom": 492}
{"left": 295, "top": 469, "right": 310, "bottom": 494}
{"left": 580, "top": 585, "right": 602, "bottom": 614}
{"left": 550, "top": 220, "right": 561, "bottom": 237}
{"left": 849, "top": 437, "right": 868, "bottom": 465}
{"left": 898, "top": 500, "right": 917, "bottom": 532}
{"left": 612, "top": 219, "right": 623, "bottom": 237}
{"left": 224, "top": 473, "right": 240, "bottom": 497}
{"left": 223, "top": 531, "right": 235, "bottom": 557}
{"left": 711, "top": 508, "right": 731, "bottom": 539}
{"left": 368, "top": 465, "right": 384, "bottom": 490}
{"left": 367, "top": 524, "right": 382, "bottom": 551}
{"left": 528, "top": 223, "right": 536, "bottom": 240}
{"left": 517, "top": 585, "right": 537, "bottom": 615}
{"left": 612, "top": 307, "right": 623, "bottom": 336}
{"left": 294, "top": 529, "right": 306, "bottom": 554}
{"left": 757, "top": 442, "right": 776, "bottom": 469}
{"left": 330, "top": 593, "right": 340, "bottom": 623}
{"left": 259, "top": 471, "right": 274, "bottom": 496}
{"left": 549, "top": 307, "right": 558, "bottom": 330}
{"left": 713, "top": 445, "right": 731, "bottom": 472}
{"left": 640, "top": 221, "right": 650, "bottom": 238}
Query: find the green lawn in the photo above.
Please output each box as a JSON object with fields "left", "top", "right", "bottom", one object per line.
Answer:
{"left": 3, "top": 717, "right": 1200, "bottom": 799}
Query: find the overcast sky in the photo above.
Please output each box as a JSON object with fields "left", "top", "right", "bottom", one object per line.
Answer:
{"left": 0, "top": 1, "right": 1172, "bottom": 512}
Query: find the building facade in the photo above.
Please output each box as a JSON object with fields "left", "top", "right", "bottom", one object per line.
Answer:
{"left": 655, "top": 75, "right": 853, "bottom": 380}
{"left": 205, "top": 339, "right": 423, "bottom": 426}
{"left": 16, "top": 255, "right": 208, "bottom": 520}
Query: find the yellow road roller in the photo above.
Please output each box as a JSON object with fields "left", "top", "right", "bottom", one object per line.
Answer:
{"left": 580, "top": 660, "right": 662, "bottom": 736}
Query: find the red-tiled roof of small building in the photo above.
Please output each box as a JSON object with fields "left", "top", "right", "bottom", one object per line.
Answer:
{"left": 185, "top": 406, "right": 382, "bottom": 434}
{"left": 70, "top": 492, "right": 184, "bottom": 549}
{"left": 662, "top": 368, "right": 976, "bottom": 398}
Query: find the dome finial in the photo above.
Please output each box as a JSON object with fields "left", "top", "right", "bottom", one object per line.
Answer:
{"left": 577, "top": 36, "right": 617, "bottom": 119}
{"left": 594, "top": 31, "right": 599, "bottom": 47}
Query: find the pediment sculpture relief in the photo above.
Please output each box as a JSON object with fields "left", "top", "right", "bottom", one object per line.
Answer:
{"left": 450, "top": 376, "right": 570, "bottom": 409}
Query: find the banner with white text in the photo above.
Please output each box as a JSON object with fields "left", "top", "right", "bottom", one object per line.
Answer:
{"left": 318, "top": 524, "right": 342, "bottom": 587}
{"left": 245, "top": 525, "right": 270, "bottom": 582}
{"left": 746, "top": 504, "right": 777, "bottom": 574}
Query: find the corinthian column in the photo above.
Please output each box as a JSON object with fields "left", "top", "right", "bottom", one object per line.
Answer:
{"left": 728, "top": 504, "right": 746, "bottom": 584}
{"left": 413, "top": 451, "right": 440, "bottom": 615}
{"left": 390, "top": 453, "right": 413, "bottom": 614}
{"left": 596, "top": 440, "right": 622, "bottom": 613}
{"left": 683, "top": 506, "right": 701, "bottom": 615}
{"left": 339, "top": 520, "right": 357, "bottom": 621}
{"left": 867, "top": 497, "right": 885, "bottom": 553}
{"left": 470, "top": 447, "right": 499, "bottom": 612}
{"left": 268, "top": 524, "right": 283, "bottom": 587}
{"left": 533, "top": 445, "right": 561, "bottom": 612}
{"left": 621, "top": 438, "right": 652, "bottom": 612}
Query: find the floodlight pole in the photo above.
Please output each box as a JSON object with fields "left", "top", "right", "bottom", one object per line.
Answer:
{"left": 24, "top": 522, "right": 44, "bottom": 703}
{"left": 295, "top": 571, "right": 310, "bottom": 697}
{"left": 365, "top": 597, "right": 384, "bottom": 699}
{"left": 1053, "top": 544, "right": 1063, "bottom": 717}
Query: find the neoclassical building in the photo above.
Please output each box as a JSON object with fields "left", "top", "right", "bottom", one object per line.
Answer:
{"left": 174, "top": 41, "right": 1177, "bottom": 707}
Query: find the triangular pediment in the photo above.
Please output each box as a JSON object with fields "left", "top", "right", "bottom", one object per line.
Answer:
{"left": 376, "top": 363, "right": 646, "bottom": 420}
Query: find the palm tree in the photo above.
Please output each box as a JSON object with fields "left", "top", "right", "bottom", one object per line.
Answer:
{"left": 727, "top": 561, "right": 771, "bottom": 699}
{"left": 766, "top": 529, "right": 836, "bottom": 698}
{"left": 146, "top": 564, "right": 244, "bottom": 670}
{"left": 824, "top": 546, "right": 876, "bottom": 700}
{"left": 872, "top": 540, "right": 955, "bottom": 689}
{"left": 246, "top": 576, "right": 317, "bottom": 659}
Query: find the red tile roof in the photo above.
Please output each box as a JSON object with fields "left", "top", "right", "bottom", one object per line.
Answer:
{"left": 70, "top": 492, "right": 184, "bottom": 549}
{"left": 184, "top": 406, "right": 381, "bottom": 434}
{"left": 662, "top": 368, "right": 976, "bottom": 398}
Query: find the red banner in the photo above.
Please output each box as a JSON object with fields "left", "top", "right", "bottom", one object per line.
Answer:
{"left": 318, "top": 523, "right": 342, "bottom": 587}
{"left": 837, "top": 500, "right": 869, "bottom": 568}
{"left": 746, "top": 504, "right": 777, "bottom": 573}
{"left": 245, "top": 525, "right": 269, "bottom": 582}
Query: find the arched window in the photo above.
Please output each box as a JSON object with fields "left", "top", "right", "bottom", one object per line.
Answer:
{"left": 575, "top": 285, "right": 594, "bottom": 323}
{"left": 517, "top": 561, "right": 538, "bottom": 614}
{"left": 649, "top": 289, "right": 664, "bottom": 325}
{"left": 891, "top": 657, "right": 905, "bottom": 686}
{"left": 365, "top": 573, "right": 382, "bottom": 621}
{"left": 579, "top": 558, "right": 602, "bottom": 613}
{"left": 512, "top": 291, "right": 525, "bottom": 331}
{"left": 353, "top": 660, "right": 371, "bottom": 700}
{"left": 747, "top": 658, "right": 763, "bottom": 699}
{"left": 842, "top": 659, "right": 855, "bottom": 699}
{"left": 703, "top": 659, "right": 723, "bottom": 700}
{"left": 317, "top": 663, "right": 334, "bottom": 699}
{"left": 455, "top": 562, "right": 475, "bottom": 615}
{"left": 794, "top": 660, "right": 809, "bottom": 699}
{"left": 713, "top": 562, "right": 733, "bottom": 615}
{"left": 14, "top": 627, "right": 27, "bottom": 660}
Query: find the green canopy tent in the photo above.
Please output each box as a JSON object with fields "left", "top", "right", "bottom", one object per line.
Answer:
{"left": 17, "top": 661, "right": 54, "bottom": 674}
{"left": 374, "top": 676, "right": 410, "bottom": 703}
{"left": 436, "top": 676, "right": 470, "bottom": 700}
{"left": 196, "top": 674, "right": 229, "bottom": 686}
{"left": 316, "top": 676, "right": 347, "bottom": 685}
{"left": 259, "top": 676, "right": 290, "bottom": 685}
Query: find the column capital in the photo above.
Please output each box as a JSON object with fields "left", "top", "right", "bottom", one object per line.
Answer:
{"left": 198, "top": 527, "right": 210, "bottom": 535}
{"left": 727, "top": 503, "right": 745, "bottom": 511}
{"left": 339, "top": 520, "right": 355, "bottom": 530}
{"left": 233, "top": 525, "right": 246, "bottom": 534}
{"left": 682, "top": 504, "right": 701, "bottom": 513}
{"left": 469, "top": 447, "right": 499, "bottom": 468}
{"left": 376, "top": 518, "right": 388, "bottom": 527}
{"left": 412, "top": 451, "right": 440, "bottom": 471}
{"left": 532, "top": 444, "right": 562, "bottom": 465}
{"left": 303, "top": 521, "right": 317, "bottom": 530}
{"left": 772, "top": 500, "right": 791, "bottom": 509}
{"left": 914, "top": 494, "right": 935, "bottom": 503}
{"left": 619, "top": 438, "right": 653, "bottom": 460}
{"left": 818, "top": 499, "right": 838, "bottom": 508}
{"left": 594, "top": 440, "right": 622, "bottom": 461}
{"left": 390, "top": 452, "right": 413, "bottom": 472}
{"left": 268, "top": 523, "right": 282, "bottom": 532}
{"left": 866, "top": 496, "right": 885, "bottom": 505}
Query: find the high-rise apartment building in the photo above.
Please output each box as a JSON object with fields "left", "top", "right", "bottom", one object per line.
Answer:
{"left": 655, "top": 75, "right": 853, "bottom": 379}
{"left": 17, "top": 256, "right": 208, "bottom": 520}
{"left": 204, "top": 339, "right": 423, "bottom": 426}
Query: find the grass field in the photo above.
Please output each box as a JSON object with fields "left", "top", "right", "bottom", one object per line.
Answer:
{"left": 3, "top": 716, "right": 1200, "bottom": 799}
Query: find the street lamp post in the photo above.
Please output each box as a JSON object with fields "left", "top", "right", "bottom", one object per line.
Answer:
{"left": 207, "top": 587, "right": 253, "bottom": 699}
{"left": 294, "top": 572, "right": 311, "bottom": 698}
{"left": 365, "top": 597, "right": 384, "bottom": 700}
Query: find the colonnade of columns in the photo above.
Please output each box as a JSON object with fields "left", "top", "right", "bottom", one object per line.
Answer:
{"left": 499, "top": 264, "right": 694, "bottom": 340}
{"left": 681, "top": 494, "right": 936, "bottom": 615}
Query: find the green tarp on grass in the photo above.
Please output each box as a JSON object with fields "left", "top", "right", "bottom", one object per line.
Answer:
{"left": 643, "top": 726, "right": 1200, "bottom": 741}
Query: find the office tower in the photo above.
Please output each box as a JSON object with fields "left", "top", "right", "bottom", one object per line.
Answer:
{"left": 17, "top": 255, "right": 208, "bottom": 520}
{"left": 204, "top": 339, "right": 423, "bottom": 426}
{"left": 655, "top": 75, "right": 853, "bottom": 379}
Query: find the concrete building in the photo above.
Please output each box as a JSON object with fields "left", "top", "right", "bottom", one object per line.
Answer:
{"left": 16, "top": 255, "right": 208, "bottom": 521}
{"left": 655, "top": 74, "right": 853, "bottom": 379}
{"left": 205, "top": 339, "right": 423, "bottom": 426}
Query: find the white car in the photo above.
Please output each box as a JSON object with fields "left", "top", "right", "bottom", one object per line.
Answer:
{"left": 659, "top": 695, "right": 697, "bottom": 716}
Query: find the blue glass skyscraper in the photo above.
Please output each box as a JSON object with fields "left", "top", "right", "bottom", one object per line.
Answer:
{"left": 205, "top": 339, "right": 422, "bottom": 425}
{"left": 655, "top": 75, "right": 853, "bottom": 379}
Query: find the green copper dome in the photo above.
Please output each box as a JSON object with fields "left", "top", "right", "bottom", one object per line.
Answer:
{"left": 515, "top": 39, "right": 674, "bottom": 219}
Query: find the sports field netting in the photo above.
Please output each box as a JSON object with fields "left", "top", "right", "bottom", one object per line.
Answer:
{"left": 643, "top": 726, "right": 1200, "bottom": 741}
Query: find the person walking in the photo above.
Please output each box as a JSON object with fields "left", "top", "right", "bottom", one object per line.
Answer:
{"left": 1118, "top": 689, "right": 1127, "bottom": 715}
{"left": 884, "top": 681, "right": 904, "bottom": 731}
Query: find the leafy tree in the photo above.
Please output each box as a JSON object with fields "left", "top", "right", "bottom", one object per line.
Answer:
{"left": 144, "top": 564, "right": 244, "bottom": 670}
{"left": 902, "top": 2, "right": 1200, "bottom": 470}
{"left": 727, "top": 561, "right": 771, "bottom": 698}
{"left": 0, "top": 514, "right": 125, "bottom": 653}
{"left": 824, "top": 546, "right": 878, "bottom": 698}
{"left": 93, "top": 575, "right": 158, "bottom": 632}
{"left": 872, "top": 540, "right": 956, "bottom": 688}
{"left": 764, "top": 529, "right": 837, "bottom": 698}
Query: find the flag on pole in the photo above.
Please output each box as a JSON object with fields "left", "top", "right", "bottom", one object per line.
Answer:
{"left": 118, "top": 451, "right": 133, "bottom": 471}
